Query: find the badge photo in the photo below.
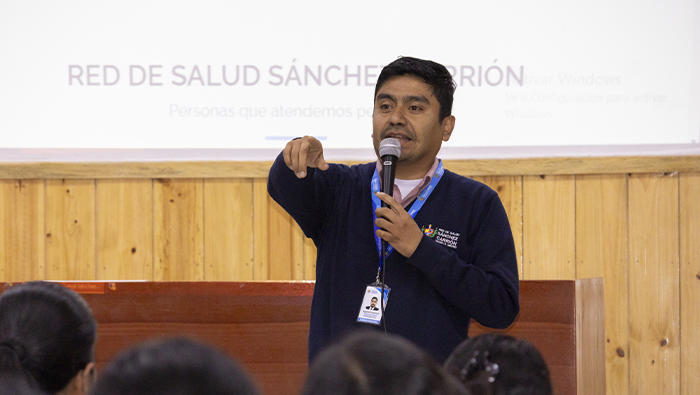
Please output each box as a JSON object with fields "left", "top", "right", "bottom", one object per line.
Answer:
{"left": 357, "top": 284, "right": 390, "bottom": 325}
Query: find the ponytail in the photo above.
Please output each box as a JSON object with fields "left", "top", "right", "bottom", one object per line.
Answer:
{"left": 0, "top": 282, "right": 96, "bottom": 394}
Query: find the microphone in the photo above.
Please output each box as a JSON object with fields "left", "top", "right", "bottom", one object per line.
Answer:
{"left": 378, "top": 137, "right": 401, "bottom": 208}
{"left": 377, "top": 138, "right": 401, "bottom": 327}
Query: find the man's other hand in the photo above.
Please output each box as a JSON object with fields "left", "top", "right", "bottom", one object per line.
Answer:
{"left": 283, "top": 136, "right": 330, "bottom": 178}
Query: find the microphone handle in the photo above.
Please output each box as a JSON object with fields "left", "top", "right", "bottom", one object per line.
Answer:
{"left": 379, "top": 154, "right": 397, "bottom": 277}
{"left": 381, "top": 155, "right": 398, "bottom": 208}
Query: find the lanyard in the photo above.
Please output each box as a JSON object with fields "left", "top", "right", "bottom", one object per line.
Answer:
{"left": 371, "top": 160, "right": 444, "bottom": 270}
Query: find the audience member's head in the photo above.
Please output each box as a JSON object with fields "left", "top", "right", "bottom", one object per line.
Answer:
{"left": 0, "top": 281, "right": 97, "bottom": 395}
{"left": 301, "top": 331, "right": 468, "bottom": 395}
{"left": 89, "top": 337, "right": 261, "bottom": 395}
{"left": 444, "top": 333, "right": 552, "bottom": 395}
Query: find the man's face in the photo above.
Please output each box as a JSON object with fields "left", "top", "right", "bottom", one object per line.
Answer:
{"left": 370, "top": 298, "right": 377, "bottom": 307}
{"left": 372, "top": 75, "right": 454, "bottom": 174}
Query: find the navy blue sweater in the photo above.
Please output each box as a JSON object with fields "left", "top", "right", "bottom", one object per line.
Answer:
{"left": 268, "top": 154, "right": 519, "bottom": 363}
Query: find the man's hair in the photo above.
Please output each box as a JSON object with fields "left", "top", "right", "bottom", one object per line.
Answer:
{"left": 371, "top": 297, "right": 378, "bottom": 301}
{"left": 375, "top": 57, "right": 457, "bottom": 122}
{"left": 90, "top": 337, "right": 260, "bottom": 395}
{"left": 444, "top": 333, "right": 553, "bottom": 395}
{"left": 0, "top": 281, "right": 97, "bottom": 394}
{"left": 301, "top": 331, "right": 468, "bottom": 395}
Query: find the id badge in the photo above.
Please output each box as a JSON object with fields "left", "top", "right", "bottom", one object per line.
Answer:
{"left": 357, "top": 282, "right": 390, "bottom": 325}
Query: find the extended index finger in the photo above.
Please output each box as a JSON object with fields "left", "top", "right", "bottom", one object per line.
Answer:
{"left": 283, "top": 140, "right": 295, "bottom": 169}
{"left": 297, "top": 138, "right": 311, "bottom": 177}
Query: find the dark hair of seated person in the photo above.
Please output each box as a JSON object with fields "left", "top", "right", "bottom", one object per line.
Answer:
{"left": 0, "top": 281, "right": 97, "bottom": 395}
{"left": 89, "top": 337, "right": 261, "bottom": 395}
{"left": 300, "top": 330, "right": 469, "bottom": 395}
{"left": 444, "top": 333, "right": 553, "bottom": 395}
{"left": 0, "top": 373, "right": 50, "bottom": 395}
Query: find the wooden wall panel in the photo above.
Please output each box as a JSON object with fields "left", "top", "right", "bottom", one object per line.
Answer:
{"left": 523, "top": 175, "right": 576, "bottom": 280}
{"left": 680, "top": 173, "right": 700, "bottom": 395}
{"left": 291, "top": 222, "right": 305, "bottom": 280}
{"left": 268, "top": 197, "right": 294, "bottom": 280}
{"left": 251, "top": 180, "right": 310, "bottom": 281}
{"left": 575, "top": 278, "right": 606, "bottom": 395}
{"left": 304, "top": 236, "right": 317, "bottom": 281}
{"left": 576, "top": 175, "right": 628, "bottom": 395}
{"left": 153, "top": 179, "right": 204, "bottom": 281}
{"left": 0, "top": 180, "right": 44, "bottom": 281}
{"left": 96, "top": 179, "right": 153, "bottom": 280}
{"left": 628, "top": 173, "right": 680, "bottom": 395}
{"left": 203, "top": 179, "right": 254, "bottom": 281}
{"left": 253, "top": 179, "right": 270, "bottom": 280}
{"left": 472, "top": 176, "right": 524, "bottom": 278}
{"left": 45, "top": 180, "right": 95, "bottom": 280}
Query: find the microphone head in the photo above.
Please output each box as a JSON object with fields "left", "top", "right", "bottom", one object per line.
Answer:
{"left": 379, "top": 138, "right": 401, "bottom": 158}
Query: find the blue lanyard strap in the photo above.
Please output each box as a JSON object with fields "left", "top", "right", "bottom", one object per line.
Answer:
{"left": 371, "top": 160, "right": 444, "bottom": 269}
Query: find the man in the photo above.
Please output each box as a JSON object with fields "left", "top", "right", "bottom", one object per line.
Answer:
{"left": 268, "top": 56, "right": 519, "bottom": 364}
{"left": 366, "top": 297, "right": 379, "bottom": 311}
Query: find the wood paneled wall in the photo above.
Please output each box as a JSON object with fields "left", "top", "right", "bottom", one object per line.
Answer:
{"left": 1, "top": 157, "right": 699, "bottom": 395}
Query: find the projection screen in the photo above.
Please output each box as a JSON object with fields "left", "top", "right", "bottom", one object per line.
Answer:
{"left": 1, "top": 0, "right": 699, "bottom": 160}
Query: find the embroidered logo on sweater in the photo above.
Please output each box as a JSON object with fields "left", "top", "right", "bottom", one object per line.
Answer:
{"left": 421, "top": 225, "right": 460, "bottom": 249}
{"left": 422, "top": 224, "right": 437, "bottom": 238}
